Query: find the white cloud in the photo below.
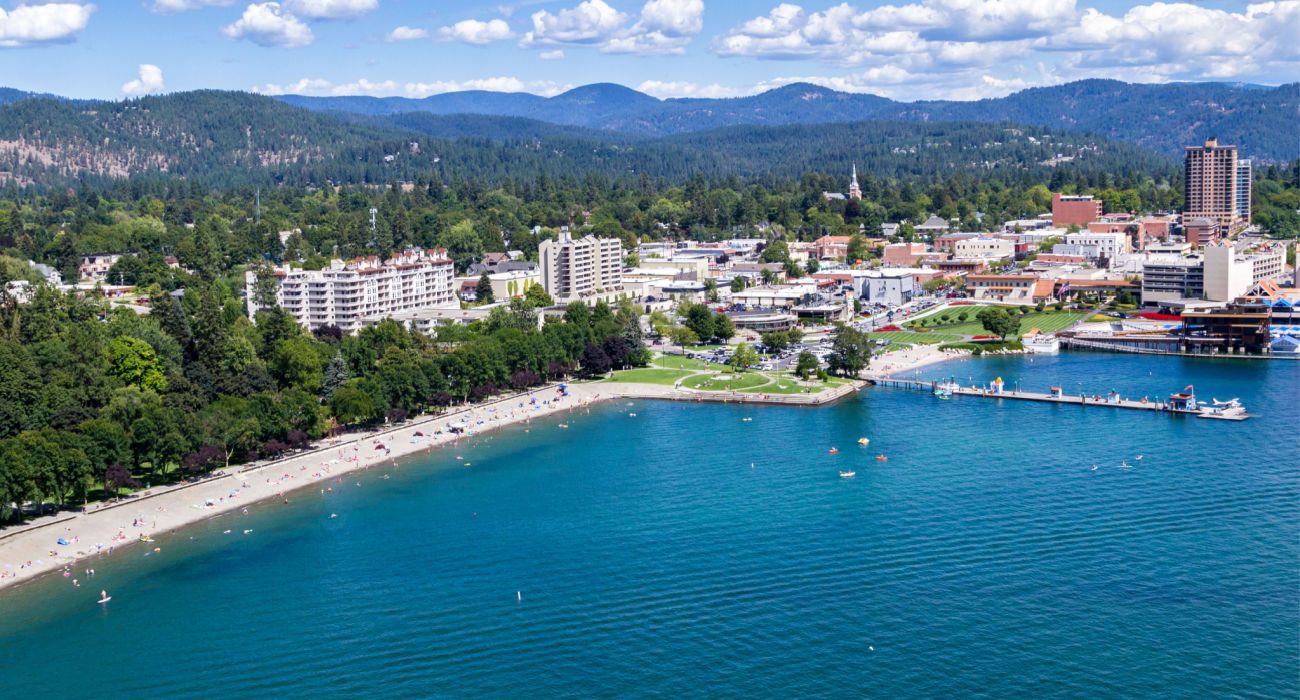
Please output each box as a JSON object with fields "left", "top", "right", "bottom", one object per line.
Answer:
{"left": 437, "top": 18, "right": 514, "bottom": 45}
{"left": 223, "top": 3, "right": 314, "bottom": 47}
{"left": 0, "top": 2, "right": 95, "bottom": 48}
{"left": 150, "top": 0, "right": 235, "bottom": 12}
{"left": 519, "top": 0, "right": 703, "bottom": 55}
{"left": 711, "top": 1, "right": 1300, "bottom": 97}
{"left": 121, "top": 64, "right": 166, "bottom": 95}
{"left": 539, "top": 49, "right": 565, "bottom": 60}
{"left": 636, "top": 80, "right": 748, "bottom": 98}
{"left": 252, "top": 76, "right": 571, "bottom": 98}
{"left": 281, "top": 0, "right": 377, "bottom": 20}
{"left": 521, "top": 0, "right": 626, "bottom": 47}
{"left": 386, "top": 25, "right": 428, "bottom": 42}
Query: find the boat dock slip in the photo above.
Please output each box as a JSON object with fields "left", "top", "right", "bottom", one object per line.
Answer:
{"left": 866, "top": 377, "right": 1250, "bottom": 421}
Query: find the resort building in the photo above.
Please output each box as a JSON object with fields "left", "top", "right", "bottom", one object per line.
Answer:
{"left": 245, "top": 248, "right": 456, "bottom": 333}
{"left": 1051, "top": 193, "right": 1103, "bottom": 228}
{"left": 1141, "top": 257, "right": 1206, "bottom": 305}
{"left": 538, "top": 229, "right": 624, "bottom": 304}
{"left": 1184, "top": 138, "right": 1250, "bottom": 235}
{"left": 1203, "top": 242, "right": 1286, "bottom": 303}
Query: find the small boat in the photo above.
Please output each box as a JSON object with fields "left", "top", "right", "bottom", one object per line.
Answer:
{"left": 628, "top": 413, "right": 637, "bottom": 417}
{"left": 828, "top": 447, "right": 839, "bottom": 454}
{"left": 558, "top": 423, "right": 569, "bottom": 429}
{"left": 98, "top": 591, "right": 111, "bottom": 604}
{"left": 1118, "top": 460, "right": 1131, "bottom": 470}
{"left": 875, "top": 455, "right": 888, "bottom": 461}
{"left": 857, "top": 437, "right": 870, "bottom": 446}
{"left": 839, "top": 470, "right": 856, "bottom": 478}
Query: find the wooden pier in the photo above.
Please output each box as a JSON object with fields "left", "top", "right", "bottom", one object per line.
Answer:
{"left": 866, "top": 377, "right": 1249, "bottom": 420}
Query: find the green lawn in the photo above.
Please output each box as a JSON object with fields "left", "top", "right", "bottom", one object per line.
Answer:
{"left": 866, "top": 331, "right": 963, "bottom": 345}
{"left": 908, "top": 307, "right": 1089, "bottom": 337}
{"left": 681, "top": 372, "right": 771, "bottom": 392}
{"left": 652, "top": 354, "right": 716, "bottom": 370}
{"left": 606, "top": 368, "right": 694, "bottom": 385}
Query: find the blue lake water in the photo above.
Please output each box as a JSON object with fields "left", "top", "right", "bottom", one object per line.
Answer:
{"left": 1, "top": 352, "right": 1296, "bottom": 697}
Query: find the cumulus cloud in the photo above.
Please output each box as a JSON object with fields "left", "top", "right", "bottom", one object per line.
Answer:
{"left": 150, "top": 0, "right": 235, "bottom": 12}
{"left": 437, "top": 18, "right": 514, "bottom": 45}
{"left": 539, "top": 49, "right": 565, "bottom": 60}
{"left": 519, "top": 0, "right": 703, "bottom": 54}
{"left": 252, "top": 76, "right": 570, "bottom": 98}
{"left": 121, "top": 64, "right": 166, "bottom": 95}
{"left": 223, "top": 3, "right": 314, "bottom": 47}
{"left": 386, "top": 25, "right": 428, "bottom": 42}
{"left": 710, "top": 1, "right": 1300, "bottom": 98}
{"left": 0, "top": 2, "right": 95, "bottom": 48}
{"left": 281, "top": 0, "right": 377, "bottom": 20}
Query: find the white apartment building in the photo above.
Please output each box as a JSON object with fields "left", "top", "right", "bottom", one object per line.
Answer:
{"left": 1065, "top": 232, "right": 1130, "bottom": 265}
{"left": 538, "top": 229, "right": 624, "bottom": 304}
{"left": 246, "top": 248, "right": 456, "bottom": 333}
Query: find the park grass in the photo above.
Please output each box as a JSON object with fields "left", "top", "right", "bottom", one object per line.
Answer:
{"left": 652, "top": 354, "right": 716, "bottom": 371}
{"left": 908, "top": 307, "right": 1089, "bottom": 336}
{"left": 866, "top": 331, "right": 963, "bottom": 345}
{"left": 606, "top": 368, "right": 695, "bottom": 385}
{"left": 681, "top": 372, "right": 770, "bottom": 392}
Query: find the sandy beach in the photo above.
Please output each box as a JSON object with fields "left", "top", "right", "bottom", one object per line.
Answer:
{"left": 0, "top": 382, "right": 620, "bottom": 594}
{"left": 0, "top": 344, "right": 965, "bottom": 596}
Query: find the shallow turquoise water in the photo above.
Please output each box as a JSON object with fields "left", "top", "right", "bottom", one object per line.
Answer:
{"left": 1, "top": 353, "right": 1296, "bottom": 697}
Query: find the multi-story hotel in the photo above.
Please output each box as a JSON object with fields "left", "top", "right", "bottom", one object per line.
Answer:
{"left": 246, "top": 248, "right": 456, "bottom": 333}
{"left": 1184, "top": 138, "right": 1250, "bottom": 235}
{"left": 538, "top": 229, "right": 624, "bottom": 304}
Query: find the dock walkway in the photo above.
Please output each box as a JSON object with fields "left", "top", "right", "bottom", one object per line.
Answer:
{"left": 866, "top": 377, "right": 1248, "bottom": 420}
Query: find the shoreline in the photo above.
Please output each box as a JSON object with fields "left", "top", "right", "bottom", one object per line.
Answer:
{"left": 0, "top": 382, "right": 612, "bottom": 595}
{"left": 0, "top": 345, "right": 956, "bottom": 597}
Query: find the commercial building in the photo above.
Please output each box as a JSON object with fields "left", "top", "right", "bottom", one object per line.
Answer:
{"left": 814, "top": 269, "right": 916, "bottom": 307}
{"left": 1141, "top": 258, "right": 1205, "bottom": 305}
{"left": 953, "top": 237, "right": 1015, "bottom": 260}
{"left": 79, "top": 254, "right": 127, "bottom": 282}
{"left": 246, "top": 248, "right": 456, "bottom": 333}
{"left": 1065, "top": 231, "right": 1130, "bottom": 265}
{"left": 813, "top": 235, "right": 852, "bottom": 261}
{"left": 1184, "top": 138, "right": 1250, "bottom": 235}
{"left": 1203, "top": 242, "right": 1286, "bottom": 303}
{"left": 966, "top": 274, "right": 1053, "bottom": 304}
{"left": 882, "top": 242, "right": 928, "bottom": 267}
{"left": 538, "top": 229, "right": 624, "bottom": 304}
{"left": 1051, "top": 193, "right": 1103, "bottom": 228}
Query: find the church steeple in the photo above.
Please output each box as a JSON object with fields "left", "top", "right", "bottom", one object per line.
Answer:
{"left": 849, "top": 163, "right": 861, "bottom": 200}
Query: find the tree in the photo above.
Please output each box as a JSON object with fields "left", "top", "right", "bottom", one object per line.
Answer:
{"left": 322, "top": 353, "right": 349, "bottom": 399}
{"left": 476, "top": 272, "right": 495, "bottom": 304}
{"left": 250, "top": 260, "right": 280, "bottom": 310}
{"left": 827, "top": 327, "right": 871, "bottom": 377}
{"left": 269, "top": 337, "right": 325, "bottom": 393}
{"left": 523, "top": 283, "right": 553, "bottom": 308}
{"left": 977, "top": 307, "right": 1022, "bottom": 340}
{"left": 330, "top": 380, "right": 380, "bottom": 426}
{"left": 683, "top": 303, "right": 716, "bottom": 343}
{"left": 795, "top": 350, "right": 819, "bottom": 379}
{"left": 106, "top": 336, "right": 168, "bottom": 393}
{"left": 579, "top": 343, "right": 612, "bottom": 378}
{"left": 730, "top": 276, "right": 746, "bottom": 293}
{"left": 713, "top": 313, "right": 735, "bottom": 342}
{"left": 846, "top": 234, "right": 870, "bottom": 264}
{"left": 728, "top": 343, "right": 759, "bottom": 371}
{"left": 668, "top": 325, "right": 698, "bottom": 350}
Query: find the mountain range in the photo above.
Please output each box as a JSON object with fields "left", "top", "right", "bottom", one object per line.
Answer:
{"left": 276, "top": 79, "right": 1300, "bottom": 161}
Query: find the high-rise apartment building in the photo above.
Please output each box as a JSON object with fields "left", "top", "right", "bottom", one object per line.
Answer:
{"left": 246, "top": 248, "right": 456, "bottom": 333}
{"left": 538, "top": 229, "right": 624, "bottom": 304}
{"left": 1184, "top": 138, "right": 1249, "bottom": 236}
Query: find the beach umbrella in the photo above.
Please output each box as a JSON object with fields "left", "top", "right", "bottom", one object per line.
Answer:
{"left": 374, "top": 443, "right": 386, "bottom": 450}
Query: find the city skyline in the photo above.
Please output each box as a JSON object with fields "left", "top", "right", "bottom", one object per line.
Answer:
{"left": 0, "top": 1, "right": 1296, "bottom": 102}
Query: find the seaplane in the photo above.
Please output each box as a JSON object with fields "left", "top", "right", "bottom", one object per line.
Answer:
{"left": 1211, "top": 398, "right": 1242, "bottom": 409}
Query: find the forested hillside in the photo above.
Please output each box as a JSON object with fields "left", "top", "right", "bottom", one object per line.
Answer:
{"left": 276, "top": 79, "right": 1300, "bottom": 160}
{"left": 0, "top": 90, "right": 1178, "bottom": 192}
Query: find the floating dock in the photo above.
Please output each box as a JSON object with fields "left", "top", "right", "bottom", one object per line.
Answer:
{"left": 867, "top": 377, "right": 1249, "bottom": 421}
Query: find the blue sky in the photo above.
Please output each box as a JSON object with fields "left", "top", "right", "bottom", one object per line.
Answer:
{"left": 1, "top": 0, "right": 1296, "bottom": 101}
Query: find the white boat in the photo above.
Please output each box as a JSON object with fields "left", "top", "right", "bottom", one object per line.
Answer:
{"left": 839, "top": 470, "right": 856, "bottom": 478}
{"left": 1024, "top": 334, "right": 1060, "bottom": 354}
